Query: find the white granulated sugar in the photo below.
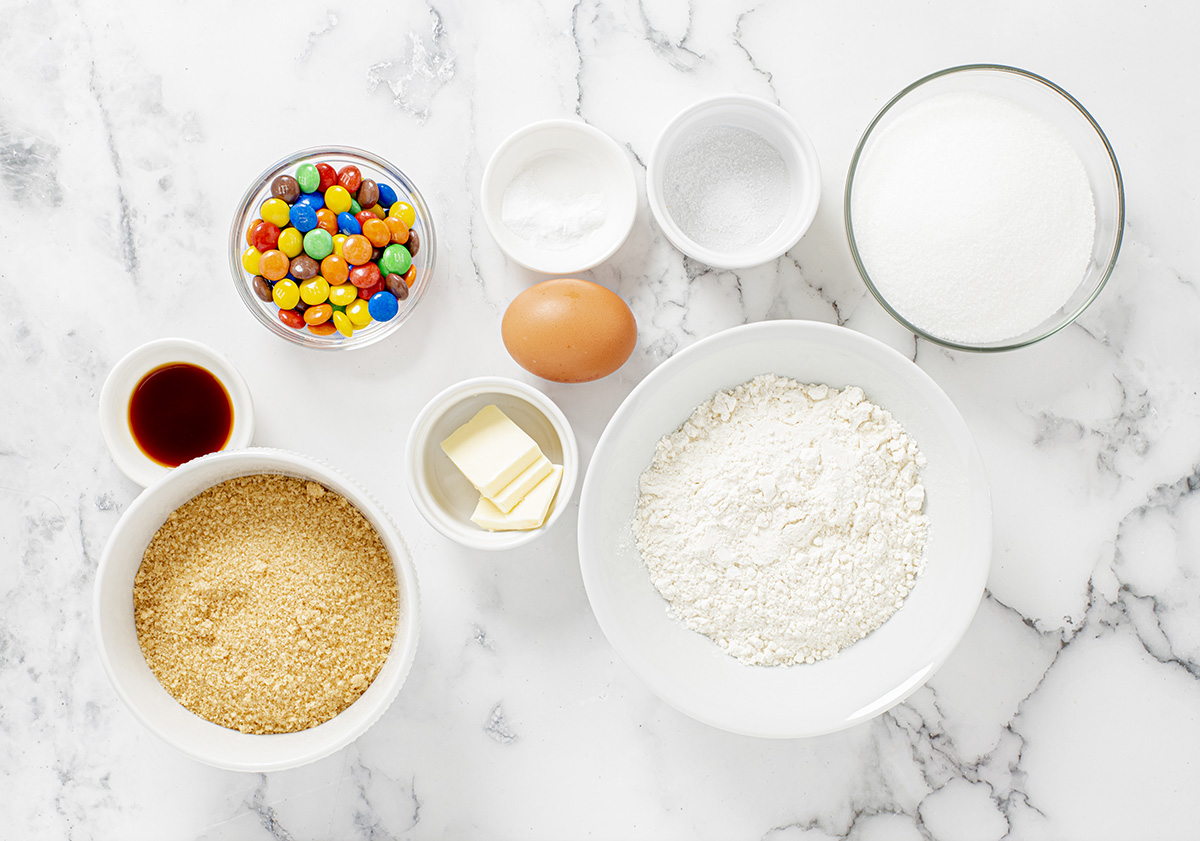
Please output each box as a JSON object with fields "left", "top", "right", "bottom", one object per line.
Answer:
{"left": 663, "top": 124, "right": 788, "bottom": 252}
{"left": 633, "top": 374, "right": 928, "bottom": 667}
{"left": 501, "top": 151, "right": 607, "bottom": 251}
{"left": 851, "top": 91, "right": 1096, "bottom": 344}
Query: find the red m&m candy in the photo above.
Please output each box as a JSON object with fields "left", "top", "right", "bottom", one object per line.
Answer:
{"left": 248, "top": 220, "right": 281, "bottom": 252}
{"left": 349, "top": 261, "right": 381, "bottom": 289}
{"left": 337, "top": 165, "right": 362, "bottom": 192}
{"left": 316, "top": 162, "right": 338, "bottom": 193}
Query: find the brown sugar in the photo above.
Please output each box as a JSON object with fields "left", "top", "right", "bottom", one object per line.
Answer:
{"left": 133, "top": 474, "right": 399, "bottom": 734}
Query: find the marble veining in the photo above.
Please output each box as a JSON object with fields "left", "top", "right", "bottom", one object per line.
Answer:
{"left": 3, "top": 0, "right": 1200, "bottom": 838}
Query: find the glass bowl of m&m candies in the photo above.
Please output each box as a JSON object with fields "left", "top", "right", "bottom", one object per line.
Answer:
{"left": 230, "top": 146, "right": 436, "bottom": 349}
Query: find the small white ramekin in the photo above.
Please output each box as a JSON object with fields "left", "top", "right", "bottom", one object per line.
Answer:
{"left": 481, "top": 119, "right": 637, "bottom": 274}
{"left": 405, "top": 377, "right": 579, "bottom": 551}
{"left": 99, "top": 338, "right": 255, "bottom": 487}
{"left": 647, "top": 94, "right": 821, "bottom": 269}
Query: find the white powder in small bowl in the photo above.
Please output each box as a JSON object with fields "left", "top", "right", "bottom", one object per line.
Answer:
{"left": 663, "top": 124, "right": 789, "bottom": 253}
{"left": 501, "top": 151, "right": 608, "bottom": 252}
{"left": 851, "top": 91, "right": 1096, "bottom": 345}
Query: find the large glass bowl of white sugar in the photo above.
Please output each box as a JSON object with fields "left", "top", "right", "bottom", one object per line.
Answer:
{"left": 845, "top": 64, "right": 1124, "bottom": 352}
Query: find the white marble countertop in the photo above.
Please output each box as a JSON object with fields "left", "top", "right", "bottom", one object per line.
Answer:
{"left": 3, "top": 1, "right": 1199, "bottom": 838}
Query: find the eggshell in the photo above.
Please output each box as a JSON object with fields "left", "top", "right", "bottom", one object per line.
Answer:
{"left": 502, "top": 278, "right": 637, "bottom": 383}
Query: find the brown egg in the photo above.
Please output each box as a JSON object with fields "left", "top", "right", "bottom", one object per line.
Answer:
{"left": 502, "top": 278, "right": 637, "bottom": 383}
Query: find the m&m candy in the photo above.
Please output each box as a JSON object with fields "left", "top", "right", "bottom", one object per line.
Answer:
{"left": 321, "top": 254, "right": 350, "bottom": 285}
{"left": 272, "top": 279, "right": 300, "bottom": 309}
{"left": 368, "top": 290, "right": 399, "bottom": 322}
{"left": 332, "top": 310, "right": 354, "bottom": 337}
{"left": 325, "top": 185, "right": 353, "bottom": 214}
{"left": 379, "top": 244, "right": 411, "bottom": 276}
{"left": 241, "top": 247, "right": 261, "bottom": 274}
{"left": 304, "top": 228, "right": 334, "bottom": 260}
{"left": 290, "top": 203, "right": 318, "bottom": 233}
{"left": 299, "top": 277, "right": 330, "bottom": 306}
{"left": 277, "top": 227, "right": 304, "bottom": 258}
{"left": 296, "top": 163, "right": 320, "bottom": 193}
{"left": 337, "top": 212, "right": 361, "bottom": 236}
{"left": 329, "top": 282, "right": 358, "bottom": 307}
{"left": 346, "top": 299, "right": 373, "bottom": 327}
{"left": 261, "top": 198, "right": 291, "bottom": 227}
{"left": 259, "top": 250, "right": 289, "bottom": 281}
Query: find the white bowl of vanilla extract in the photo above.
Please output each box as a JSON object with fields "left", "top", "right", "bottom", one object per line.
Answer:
{"left": 99, "top": 338, "right": 255, "bottom": 486}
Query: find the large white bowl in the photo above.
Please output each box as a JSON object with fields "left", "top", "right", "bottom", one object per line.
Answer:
{"left": 94, "top": 448, "right": 421, "bottom": 771}
{"left": 577, "top": 320, "right": 990, "bottom": 737}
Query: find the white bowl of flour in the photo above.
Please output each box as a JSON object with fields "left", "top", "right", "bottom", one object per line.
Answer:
{"left": 577, "top": 320, "right": 990, "bottom": 737}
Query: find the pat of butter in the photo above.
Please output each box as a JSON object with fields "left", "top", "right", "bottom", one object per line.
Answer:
{"left": 489, "top": 454, "right": 553, "bottom": 514}
{"left": 441, "top": 405, "right": 542, "bottom": 499}
{"left": 471, "top": 465, "right": 563, "bottom": 532}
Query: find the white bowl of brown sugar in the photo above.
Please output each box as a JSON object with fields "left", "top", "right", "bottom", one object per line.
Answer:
{"left": 94, "top": 448, "right": 420, "bottom": 772}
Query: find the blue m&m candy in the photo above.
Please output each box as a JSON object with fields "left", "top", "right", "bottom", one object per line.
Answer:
{"left": 376, "top": 182, "right": 398, "bottom": 208}
{"left": 294, "top": 192, "right": 325, "bottom": 211}
{"left": 290, "top": 203, "right": 318, "bottom": 233}
{"left": 337, "top": 212, "right": 362, "bottom": 235}
{"left": 367, "top": 290, "right": 399, "bottom": 322}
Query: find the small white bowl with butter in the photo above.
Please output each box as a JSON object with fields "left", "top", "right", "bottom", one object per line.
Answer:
{"left": 406, "top": 377, "right": 579, "bottom": 550}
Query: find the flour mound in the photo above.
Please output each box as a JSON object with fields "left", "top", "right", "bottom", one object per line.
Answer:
{"left": 633, "top": 374, "right": 929, "bottom": 666}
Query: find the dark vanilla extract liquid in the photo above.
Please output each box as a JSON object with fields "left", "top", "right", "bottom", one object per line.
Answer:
{"left": 128, "top": 363, "right": 234, "bottom": 467}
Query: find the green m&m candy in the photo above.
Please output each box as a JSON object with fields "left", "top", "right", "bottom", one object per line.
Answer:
{"left": 303, "top": 228, "right": 334, "bottom": 260}
{"left": 296, "top": 163, "right": 320, "bottom": 193}
{"left": 378, "top": 243, "right": 412, "bottom": 276}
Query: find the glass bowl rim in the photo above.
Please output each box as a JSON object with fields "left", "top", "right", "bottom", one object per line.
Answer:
{"left": 843, "top": 63, "right": 1125, "bottom": 353}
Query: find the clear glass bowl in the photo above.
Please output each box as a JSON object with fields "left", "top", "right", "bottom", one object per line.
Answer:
{"left": 229, "top": 146, "right": 436, "bottom": 350}
{"left": 844, "top": 65, "right": 1124, "bottom": 352}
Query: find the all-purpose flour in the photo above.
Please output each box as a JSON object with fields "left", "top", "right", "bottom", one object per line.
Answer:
{"left": 633, "top": 375, "right": 929, "bottom": 666}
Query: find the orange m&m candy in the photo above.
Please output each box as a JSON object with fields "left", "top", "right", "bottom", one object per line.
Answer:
{"left": 342, "top": 234, "right": 373, "bottom": 266}
{"left": 320, "top": 254, "right": 349, "bottom": 285}
{"left": 259, "top": 249, "right": 290, "bottom": 281}
{"left": 361, "top": 217, "right": 391, "bottom": 248}
{"left": 316, "top": 207, "right": 338, "bottom": 235}
{"left": 384, "top": 215, "right": 409, "bottom": 245}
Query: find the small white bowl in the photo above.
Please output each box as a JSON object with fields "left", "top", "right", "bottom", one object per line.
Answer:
{"left": 647, "top": 94, "right": 821, "bottom": 269}
{"left": 481, "top": 119, "right": 637, "bottom": 274}
{"left": 94, "top": 448, "right": 421, "bottom": 771}
{"left": 406, "top": 377, "right": 579, "bottom": 551}
{"left": 578, "top": 321, "right": 990, "bottom": 737}
{"left": 99, "top": 338, "right": 254, "bottom": 487}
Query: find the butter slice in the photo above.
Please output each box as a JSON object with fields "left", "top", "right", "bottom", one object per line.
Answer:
{"left": 471, "top": 465, "right": 563, "bottom": 531}
{"left": 441, "top": 405, "right": 541, "bottom": 499}
{"left": 488, "top": 454, "right": 553, "bottom": 514}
